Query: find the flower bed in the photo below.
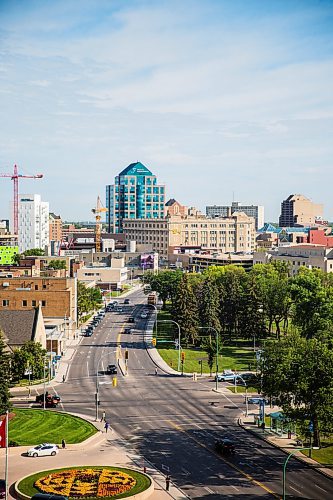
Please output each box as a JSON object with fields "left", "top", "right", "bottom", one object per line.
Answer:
{"left": 17, "top": 466, "right": 152, "bottom": 499}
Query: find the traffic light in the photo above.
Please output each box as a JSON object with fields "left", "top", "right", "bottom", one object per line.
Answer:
{"left": 181, "top": 351, "right": 185, "bottom": 362}
{"left": 152, "top": 338, "right": 156, "bottom": 346}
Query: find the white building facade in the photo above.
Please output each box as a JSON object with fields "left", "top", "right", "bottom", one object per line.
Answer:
{"left": 17, "top": 194, "right": 49, "bottom": 253}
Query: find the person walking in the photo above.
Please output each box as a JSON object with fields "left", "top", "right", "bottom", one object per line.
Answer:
{"left": 61, "top": 439, "right": 66, "bottom": 449}
{"left": 165, "top": 475, "right": 170, "bottom": 491}
{"left": 104, "top": 421, "right": 110, "bottom": 433}
{"left": 101, "top": 410, "right": 106, "bottom": 422}
{"left": 62, "top": 374, "right": 65, "bottom": 383}
{"left": 155, "top": 367, "right": 158, "bottom": 376}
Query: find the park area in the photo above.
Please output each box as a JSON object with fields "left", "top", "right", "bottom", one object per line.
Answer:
{"left": 8, "top": 409, "right": 97, "bottom": 446}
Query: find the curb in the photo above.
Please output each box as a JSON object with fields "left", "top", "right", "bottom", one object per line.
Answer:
{"left": 238, "top": 417, "right": 333, "bottom": 481}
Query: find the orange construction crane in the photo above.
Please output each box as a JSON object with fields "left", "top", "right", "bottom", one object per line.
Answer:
{"left": 92, "top": 196, "right": 107, "bottom": 252}
{"left": 0, "top": 164, "right": 43, "bottom": 235}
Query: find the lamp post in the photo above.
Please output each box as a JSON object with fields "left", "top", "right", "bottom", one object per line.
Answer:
{"left": 95, "top": 351, "right": 117, "bottom": 421}
{"left": 197, "top": 327, "right": 219, "bottom": 391}
{"left": 158, "top": 319, "right": 181, "bottom": 372}
{"left": 282, "top": 447, "right": 319, "bottom": 499}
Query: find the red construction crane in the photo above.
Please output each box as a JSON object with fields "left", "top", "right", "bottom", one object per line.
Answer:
{"left": 0, "top": 164, "right": 43, "bottom": 235}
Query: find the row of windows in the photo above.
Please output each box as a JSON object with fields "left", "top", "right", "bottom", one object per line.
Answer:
{"left": 2, "top": 300, "right": 46, "bottom": 307}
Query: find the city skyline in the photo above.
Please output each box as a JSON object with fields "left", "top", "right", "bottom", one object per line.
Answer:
{"left": 0, "top": 0, "right": 332, "bottom": 221}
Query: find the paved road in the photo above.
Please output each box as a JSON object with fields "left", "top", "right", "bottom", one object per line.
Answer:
{"left": 20, "top": 290, "right": 333, "bottom": 499}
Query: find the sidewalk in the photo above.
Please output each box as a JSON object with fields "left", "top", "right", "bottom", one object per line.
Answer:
{"left": 239, "top": 413, "right": 333, "bottom": 480}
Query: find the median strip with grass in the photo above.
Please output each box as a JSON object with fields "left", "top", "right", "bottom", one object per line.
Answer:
{"left": 9, "top": 409, "right": 97, "bottom": 446}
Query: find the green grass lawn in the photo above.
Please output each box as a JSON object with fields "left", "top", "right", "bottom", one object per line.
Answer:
{"left": 158, "top": 344, "right": 256, "bottom": 373}
{"left": 227, "top": 385, "right": 259, "bottom": 394}
{"left": 9, "top": 409, "right": 97, "bottom": 446}
{"left": 304, "top": 441, "right": 333, "bottom": 465}
{"left": 17, "top": 466, "right": 151, "bottom": 499}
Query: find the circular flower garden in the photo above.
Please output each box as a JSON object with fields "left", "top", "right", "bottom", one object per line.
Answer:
{"left": 17, "top": 466, "right": 152, "bottom": 499}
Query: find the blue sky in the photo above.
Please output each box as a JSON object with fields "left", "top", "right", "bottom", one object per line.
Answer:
{"left": 0, "top": 0, "right": 332, "bottom": 222}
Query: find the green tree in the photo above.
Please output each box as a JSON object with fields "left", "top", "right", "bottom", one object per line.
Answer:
{"left": 77, "top": 282, "right": 103, "bottom": 319}
{"left": 174, "top": 273, "right": 199, "bottom": 344}
{"left": 24, "top": 248, "right": 45, "bottom": 256}
{"left": 260, "top": 334, "right": 333, "bottom": 447}
{"left": 239, "top": 270, "right": 267, "bottom": 341}
{"left": 141, "top": 270, "right": 182, "bottom": 309}
{"left": 201, "top": 335, "right": 220, "bottom": 375}
{"left": 12, "top": 341, "right": 47, "bottom": 381}
{"left": 217, "top": 266, "right": 245, "bottom": 340}
{"left": 48, "top": 260, "right": 66, "bottom": 270}
{"left": 198, "top": 276, "right": 221, "bottom": 333}
{"left": 290, "top": 268, "right": 333, "bottom": 338}
{"left": 0, "top": 334, "right": 11, "bottom": 413}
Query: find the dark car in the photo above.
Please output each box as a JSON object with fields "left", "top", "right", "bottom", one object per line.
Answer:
{"left": 0, "top": 480, "right": 5, "bottom": 500}
{"left": 85, "top": 330, "right": 93, "bottom": 337}
{"left": 215, "top": 438, "right": 235, "bottom": 455}
{"left": 128, "top": 316, "right": 135, "bottom": 323}
{"left": 124, "top": 327, "right": 132, "bottom": 334}
{"left": 106, "top": 364, "right": 117, "bottom": 374}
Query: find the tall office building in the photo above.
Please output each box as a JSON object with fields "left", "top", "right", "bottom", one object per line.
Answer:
{"left": 279, "top": 194, "right": 323, "bottom": 228}
{"left": 106, "top": 162, "right": 165, "bottom": 233}
{"left": 206, "top": 202, "right": 264, "bottom": 230}
{"left": 17, "top": 194, "right": 49, "bottom": 253}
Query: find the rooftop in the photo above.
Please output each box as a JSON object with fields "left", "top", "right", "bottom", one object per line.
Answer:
{"left": 119, "top": 162, "right": 153, "bottom": 177}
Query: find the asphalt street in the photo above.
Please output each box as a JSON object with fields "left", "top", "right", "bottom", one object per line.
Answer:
{"left": 18, "top": 289, "right": 333, "bottom": 499}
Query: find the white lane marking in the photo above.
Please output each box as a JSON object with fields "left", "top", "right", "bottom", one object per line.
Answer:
{"left": 204, "top": 487, "right": 215, "bottom": 494}
{"left": 87, "top": 361, "right": 89, "bottom": 378}
{"left": 289, "top": 486, "right": 301, "bottom": 494}
{"left": 231, "top": 485, "right": 240, "bottom": 491}
{"left": 314, "top": 484, "right": 327, "bottom": 492}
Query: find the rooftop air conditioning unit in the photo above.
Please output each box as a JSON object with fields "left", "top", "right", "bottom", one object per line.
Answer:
{"left": 2, "top": 282, "right": 9, "bottom": 287}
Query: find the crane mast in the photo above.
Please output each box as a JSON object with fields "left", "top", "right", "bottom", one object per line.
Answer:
{"left": 0, "top": 164, "right": 43, "bottom": 235}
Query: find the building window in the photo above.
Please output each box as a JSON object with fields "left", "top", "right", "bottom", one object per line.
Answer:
{"left": 22, "top": 300, "right": 28, "bottom": 307}
{"left": 43, "top": 284, "right": 47, "bottom": 289}
{"left": 32, "top": 300, "right": 37, "bottom": 306}
{"left": 41, "top": 300, "right": 46, "bottom": 307}
{"left": 2, "top": 300, "right": 9, "bottom": 307}
{"left": 35, "top": 285, "right": 38, "bottom": 290}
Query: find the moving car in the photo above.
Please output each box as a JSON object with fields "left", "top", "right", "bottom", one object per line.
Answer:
{"left": 0, "top": 479, "right": 5, "bottom": 499}
{"left": 124, "top": 327, "right": 132, "bottom": 334}
{"left": 128, "top": 316, "right": 135, "bottom": 323}
{"left": 27, "top": 443, "right": 59, "bottom": 457}
{"left": 124, "top": 298, "right": 130, "bottom": 304}
{"left": 106, "top": 364, "right": 117, "bottom": 374}
{"left": 215, "top": 438, "right": 235, "bottom": 455}
{"left": 117, "top": 307, "right": 123, "bottom": 313}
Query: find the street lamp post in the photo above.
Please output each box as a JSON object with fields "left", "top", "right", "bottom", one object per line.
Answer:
{"left": 197, "top": 327, "right": 219, "bottom": 391}
{"left": 158, "top": 319, "right": 181, "bottom": 372}
{"left": 282, "top": 447, "right": 319, "bottom": 499}
{"left": 95, "top": 351, "right": 117, "bottom": 421}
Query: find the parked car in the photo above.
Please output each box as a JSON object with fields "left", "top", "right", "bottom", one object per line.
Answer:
{"left": 215, "top": 438, "right": 235, "bottom": 455}
{"left": 128, "top": 316, "right": 135, "bottom": 323}
{"left": 236, "top": 373, "right": 258, "bottom": 385}
{"left": 27, "top": 443, "right": 59, "bottom": 458}
{"left": 124, "top": 327, "right": 132, "bottom": 334}
{"left": 215, "top": 371, "right": 236, "bottom": 382}
{"left": 140, "top": 312, "right": 148, "bottom": 319}
{"left": 247, "top": 397, "right": 269, "bottom": 405}
{"left": 106, "top": 364, "right": 117, "bottom": 375}
{"left": 124, "top": 298, "right": 130, "bottom": 304}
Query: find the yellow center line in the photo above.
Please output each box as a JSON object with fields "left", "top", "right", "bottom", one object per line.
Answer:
{"left": 166, "top": 419, "right": 280, "bottom": 499}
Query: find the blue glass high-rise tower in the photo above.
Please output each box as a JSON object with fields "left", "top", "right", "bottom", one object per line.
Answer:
{"left": 106, "top": 162, "right": 165, "bottom": 233}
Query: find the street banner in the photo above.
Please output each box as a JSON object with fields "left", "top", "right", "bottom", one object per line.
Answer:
{"left": 0, "top": 416, "right": 6, "bottom": 448}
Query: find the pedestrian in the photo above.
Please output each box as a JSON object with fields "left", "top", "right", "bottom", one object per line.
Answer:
{"left": 155, "top": 367, "right": 158, "bottom": 376}
{"left": 165, "top": 475, "right": 170, "bottom": 491}
{"left": 101, "top": 410, "right": 106, "bottom": 422}
{"left": 61, "top": 439, "right": 66, "bottom": 449}
{"left": 62, "top": 374, "right": 65, "bottom": 383}
{"left": 104, "top": 421, "right": 110, "bottom": 433}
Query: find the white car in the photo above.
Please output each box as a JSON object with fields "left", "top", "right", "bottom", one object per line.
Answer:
{"left": 140, "top": 312, "right": 148, "bottom": 319}
{"left": 27, "top": 443, "right": 59, "bottom": 457}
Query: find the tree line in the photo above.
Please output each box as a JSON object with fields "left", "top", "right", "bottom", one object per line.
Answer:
{"left": 142, "top": 264, "right": 333, "bottom": 446}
